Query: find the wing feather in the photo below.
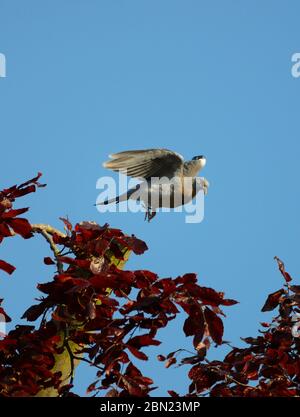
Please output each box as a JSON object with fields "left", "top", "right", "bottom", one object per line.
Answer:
{"left": 103, "top": 149, "right": 184, "bottom": 179}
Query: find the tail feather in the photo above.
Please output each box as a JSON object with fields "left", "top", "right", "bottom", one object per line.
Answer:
{"left": 102, "top": 195, "right": 121, "bottom": 205}
{"left": 96, "top": 187, "right": 139, "bottom": 206}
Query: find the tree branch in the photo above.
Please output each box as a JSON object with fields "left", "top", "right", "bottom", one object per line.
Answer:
{"left": 31, "top": 224, "right": 66, "bottom": 273}
{"left": 31, "top": 223, "right": 66, "bottom": 238}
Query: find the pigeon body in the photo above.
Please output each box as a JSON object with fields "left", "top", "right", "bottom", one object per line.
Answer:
{"left": 100, "top": 148, "right": 209, "bottom": 221}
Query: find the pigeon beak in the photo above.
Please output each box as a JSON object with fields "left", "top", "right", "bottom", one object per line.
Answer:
{"left": 200, "top": 157, "right": 207, "bottom": 169}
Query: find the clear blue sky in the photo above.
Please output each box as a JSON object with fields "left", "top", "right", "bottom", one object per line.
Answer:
{"left": 0, "top": 1, "right": 300, "bottom": 396}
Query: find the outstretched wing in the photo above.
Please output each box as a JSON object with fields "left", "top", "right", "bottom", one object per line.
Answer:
{"left": 103, "top": 148, "right": 184, "bottom": 179}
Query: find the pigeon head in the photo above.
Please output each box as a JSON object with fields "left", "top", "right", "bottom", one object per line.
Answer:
{"left": 192, "top": 155, "right": 206, "bottom": 169}
{"left": 192, "top": 155, "right": 206, "bottom": 161}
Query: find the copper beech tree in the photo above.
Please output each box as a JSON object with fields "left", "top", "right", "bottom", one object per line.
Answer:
{"left": 0, "top": 174, "right": 299, "bottom": 397}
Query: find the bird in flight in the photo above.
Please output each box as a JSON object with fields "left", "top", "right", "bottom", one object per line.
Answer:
{"left": 99, "top": 148, "right": 209, "bottom": 221}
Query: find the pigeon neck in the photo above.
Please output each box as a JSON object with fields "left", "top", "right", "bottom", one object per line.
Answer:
{"left": 184, "top": 160, "right": 204, "bottom": 177}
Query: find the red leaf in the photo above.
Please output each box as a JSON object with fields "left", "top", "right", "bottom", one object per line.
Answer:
{"left": 44, "top": 257, "right": 55, "bottom": 265}
{"left": 184, "top": 285, "right": 238, "bottom": 307}
{"left": 221, "top": 298, "right": 239, "bottom": 306}
{"left": 58, "top": 384, "right": 74, "bottom": 396}
{"left": 120, "top": 236, "right": 148, "bottom": 255}
{"left": 134, "top": 270, "right": 158, "bottom": 288}
{"left": 126, "top": 345, "right": 148, "bottom": 361}
{"left": 94, "top": 239, "right": 110, "bottom": 256}
{"left": 58, "top": 256, "right": 90, "bottom": 269}
{"left": 175, "top": 273, "right": 197, "bottom": 285}
{"left": 1, "top": 208, "right": 29, "bottom": 218}
{"left": 194, "top": 286, "right": 224, "bottom": 306}
{"left": 0, "top": 223, "right": 12, "bottom": 241}
{"left": 125, "top": 362, "right": 143, "bottom": 378}
{"left": 0, "top": 259, "right": 16, "bottom": 275}
{"left": 21, "top": 303, "right": 47, "bottom": 321}
{"left": 261, "top": 289, "right": 284, "bottom": 312}
{"left": 13, "top": 184, "right": 36, "bottom": 198}
{"left": 290, "top": 285, "right": 300, "bottom": 294}
{"left": 183, "top": 311, "right": 205, "bottom": 338}
{"left": 274, "top": 256, "right": 292, "bottom": 283}
{"left": 7, "top": 218, "right": 32, "bottom": 238}
{"left": 127, "top": 334, "right": 161, "bottom": 348}
{"left": 18, "top": 172, "right": 43, "bottom": 188}
{"left": 60, "top": 217, "right": 73, "bottom": 231}
{"left": 121, "top": 376, "right": 144, "bottom": 396}
{"left": 204, "top": 307, "right": 224, "bottom": 345}
{"left": 168, "top": 390, "right": 179, "bottom": 397}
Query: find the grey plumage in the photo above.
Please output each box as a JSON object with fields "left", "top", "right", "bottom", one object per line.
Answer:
{"left": 100, "top": 148, "right": 209, "bottom": 221}
{"left": 103, "top": 149, "right": 185, "bottom": 179}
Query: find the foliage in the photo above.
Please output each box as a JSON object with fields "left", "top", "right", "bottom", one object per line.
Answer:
{"left": 0, "top": 175, "right": 299, "bottom": 397}
{"left": 166, "top": 257, "right": 300, "bottom": 397}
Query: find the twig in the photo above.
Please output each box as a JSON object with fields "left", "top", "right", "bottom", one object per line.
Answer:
{"left": 72, "top": 355, "right": 104, "bottom": 371}
{"left": 203, "top": 359, "right": 251, "bottom": 388}
{"left": 64, "top": 337, "right": 75, "bottom": 385}
{"left": 31, "top": 223, "right": 66, "bottom": 273}
{"left": 31, "top": 224, "right": 66, "bottom": 238}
